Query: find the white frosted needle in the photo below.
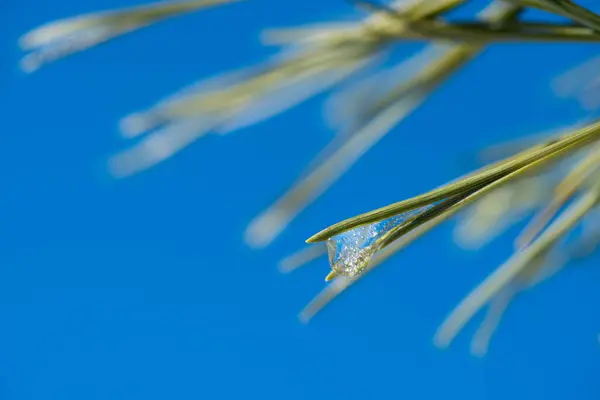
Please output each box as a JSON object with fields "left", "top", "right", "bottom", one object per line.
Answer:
{"left": 215, "top": 60, "right": 372, "bottom": 135}
{"left": 108, "top": 116, "right": 221, "bottom": 178}
{"left": 477, "top": 120, "right": 592, "bottom": 163}
{"left": 453, "top": 176, "right": 552, "bottom": 250}
{"left": 119, "top": 65, "right": 256, "bottom": 138}
{"left": 119, "top": 41, "right": 373, "bottom": 138}
{"left": 470, "top": 247, "right": 569, "bottom": 356}
{"left": 110, "top": 46, "right": 373, "bottom": 178}
{"left": 468, "top": 287, "right": 515, "bottom": 357}
{"left": 325, "top": 44, "right": 448, "bottom": 132}
{"left": 260, "top": 23, "right": 359, "bottom": 47}
{"left": 19, "top": 0, "right": 241, "bottom": 72}
{"left": 299, "top": 276, "right": 354, "bottom": 323}
{"left": 278, "top": 245, "right": 327, "bottom": 274}
{"left": 553, "top": 55, "right": 600, "bottom": 111}
{"left": 573, "top": 205, "right": 600, "bottom": 256}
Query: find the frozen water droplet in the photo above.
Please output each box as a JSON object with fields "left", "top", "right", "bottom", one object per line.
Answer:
{"left": 325, "top": 205, "right": 434, "bottom": 277}
{"left": 325, "top": 225, "right": 378, "bottom": 277}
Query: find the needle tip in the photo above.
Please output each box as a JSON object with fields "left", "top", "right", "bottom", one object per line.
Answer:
{"left": 325, "top": 271, "right": 338, "bottom": 281}
{"left": 306, "top": 231, "right": 327, "bottom": 243}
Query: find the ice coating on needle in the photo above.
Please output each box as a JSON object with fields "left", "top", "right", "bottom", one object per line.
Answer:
{"left": 325, "top": 204, "right": 434, "bottom": 277}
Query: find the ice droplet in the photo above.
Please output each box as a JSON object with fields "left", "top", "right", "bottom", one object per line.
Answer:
{"left": 325, "top": 205, "right": 434, "bottom": 277}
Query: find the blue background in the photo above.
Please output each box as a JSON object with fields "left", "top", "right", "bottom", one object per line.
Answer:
{"left": 1, "top": 0, "right": 600, "bottom": 399}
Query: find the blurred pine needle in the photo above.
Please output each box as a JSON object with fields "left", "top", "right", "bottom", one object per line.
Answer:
{"left": 19, "top": 0, "right": 242, "bottom": 73}
{"left": 22, "top": 0, "right": 600, "bottom": 355}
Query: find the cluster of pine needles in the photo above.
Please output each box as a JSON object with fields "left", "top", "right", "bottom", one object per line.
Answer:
{"left": 20, "top": 0, "right": 600, "bottom": 355}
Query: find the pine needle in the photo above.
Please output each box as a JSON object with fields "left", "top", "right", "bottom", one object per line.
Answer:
{"left": 19, "top": 0, "right": 241, "bottom": 72}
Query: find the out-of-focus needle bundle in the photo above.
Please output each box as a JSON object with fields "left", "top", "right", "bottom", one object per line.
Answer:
{"left": 20, "top": 0, "right": 600, "bottom": 354}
